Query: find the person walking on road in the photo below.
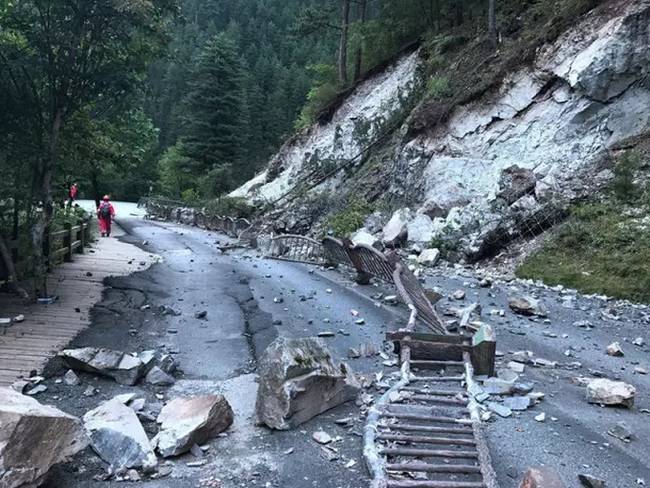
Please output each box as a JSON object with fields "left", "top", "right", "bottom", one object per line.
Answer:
{"left": 97, "top": 195, "right": 115, "bottom": 237}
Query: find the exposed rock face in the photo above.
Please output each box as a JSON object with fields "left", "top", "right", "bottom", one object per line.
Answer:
{"left": 230, "top": 1, "right": 650, "bottom": 258}
{"left": 586, "top": 378, "right": 635, "bottom": 408}
{"left": 0, "top": 387, "right": 88, "bottom": 488}
{"left": 230, "top": 49, "right": 422, "bottom": 203}
{"left": 59, "top": 347, "right": 145, "bottom": 386}
{"left": 154, "top": 395, "right": 234, "bottom": 457}
{"left": 255, "top": 337, "right": 361, "bottom": 430}
{"left": 83, "top": 398, "right": 157, "bottom": 471}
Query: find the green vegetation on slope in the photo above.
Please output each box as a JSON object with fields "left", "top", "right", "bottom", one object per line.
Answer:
{"left": 517, "top": 151, "right": 650, "bottom": 302}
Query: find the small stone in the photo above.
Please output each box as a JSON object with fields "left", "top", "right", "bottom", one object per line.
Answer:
{"left": 194, "top": 310, "right": 207, "bottom": 319}
{"left": 83, "top": 386, "right": 96, "bottom": 397}
{"left": 347, "top": 348, "right": 361, "bottom": 359}
{"left": 354, "top": 319, "right": 365, "bottom": 325}
{"left": 534, "top": 412, "right": 546, "bottom": 422}
{"left": 64, "top": 370, "right": 80, "bottom": 386}
{"left": 606, "top": 342, "right": 624, "bottom": 357}
{"left": 607, "top": 421, "right": 632, "bottom": 442}
{"left": 578, "top": 474, "right": 606, "bottom": 488}
{"left": 452, "top": 289, "right": 466, "bottom": 300}
{"left": 318, "top": 331, "right": 335, "bottom": 337}
{"left": 13, "top": 314, "right": 25, "bottom": 323}
{"left": 633, "top": 337, "right": 645, "bottom": 347}
{"left": 383, "top": 295, "right": 398, "bottom": 304}
{"left": 312, "top": 431, "right": 332, "bottom": 445}
{"left": 25, "top": 384, "right": 47, "bottom": 396}
{"left": 635, "top": 366, "right": 648, "bottom": 375}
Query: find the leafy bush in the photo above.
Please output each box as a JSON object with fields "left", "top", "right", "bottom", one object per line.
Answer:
{"left": 204, "top": 196, "right": 255, "bottom": 219}
{"left": 181, "top": 188, "right": 201, "bottom": 204}
{"left": 426, "top": 76, "right": 451, "bottom": 98}
{"left": 326, "top": 199, "right": 374, "bottom": 237}
{"left": 295, "top": 64, "right": 340, "bottom": 129}
{"left": 612, "top": 151, "right": 641, "bottom": 203}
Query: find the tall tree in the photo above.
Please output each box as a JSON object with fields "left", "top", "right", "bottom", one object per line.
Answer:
{"left": 353, "top": 0, "right": 367, "bottom": 81}
{"left": 488, "top": 0, "right": 497, "bottom": 47}
{"left": 180, "top": 34, "right": 249, "bottom": 196}
{"left": 338, "top": 0, "right": 351, "bottom": 84}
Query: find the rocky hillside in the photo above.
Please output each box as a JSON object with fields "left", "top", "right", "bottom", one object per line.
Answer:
{"left": 231, "top": 0, "right": 650, "bottom": 260}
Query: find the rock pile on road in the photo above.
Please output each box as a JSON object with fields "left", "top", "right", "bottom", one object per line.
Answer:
{"left": 59, "top": 347, "right": 177, "bottom": 387}
{"left": 255, "top": 337, "right": 361, "bottom": 430}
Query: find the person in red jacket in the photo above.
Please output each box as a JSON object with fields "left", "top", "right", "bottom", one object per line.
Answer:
{"left": 97, "top": 195, "right": 116, "bottom": 237}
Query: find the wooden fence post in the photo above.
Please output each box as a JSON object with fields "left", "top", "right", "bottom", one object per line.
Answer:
{"left": 64, "top": 222, "right": 73, "bottom": 262}
{"left": 79, "top": 221, "right": 86, "bottom": 253}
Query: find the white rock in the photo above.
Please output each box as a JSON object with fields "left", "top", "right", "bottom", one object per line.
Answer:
{"left": 382, "top": 208, "right": 412, "bottom": 244}
{"left": 406, "top": 213, "right": 435, "bottom": 243}
{"left": 417, "top": 248, "right": 440, "bottom": 266}
{"left": 312, "top": 431, "right": 332, "bottom": 445}
{"left": 350, "top": 228, "right": 380, "bottom": 248}
{"left": 606, "top": 342, "right": 624, "bottom": 357}
{"left": 586, "top": 378, "right": 636, "bottom": 408}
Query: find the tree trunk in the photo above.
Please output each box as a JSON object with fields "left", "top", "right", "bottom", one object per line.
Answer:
{"left": 488, "top": 0, "right": 497, "bottom": 47}
{"left": 338, "top": 0, "right": 350, "bottom": 85}
{"left": 31, "top": 108, "right": 64, "bottom": 298}
{"left": 91, "top": 170, "right": 101, "bottom": 209}
{"left": 0, "top": 234, "right": 28, "bottom": 299}
{"left": 353, "top": 0, "right": 367, "bottom": 81}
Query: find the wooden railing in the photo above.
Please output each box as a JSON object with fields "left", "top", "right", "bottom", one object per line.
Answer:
{"left": 0, "top": 220, "right": 92, "bottom": 287}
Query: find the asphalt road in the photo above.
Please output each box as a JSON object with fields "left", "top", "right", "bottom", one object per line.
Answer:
{"left": 39, "top": 214, "right": 650, "bottom": 488}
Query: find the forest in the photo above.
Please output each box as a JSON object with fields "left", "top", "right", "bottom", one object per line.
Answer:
{"left": 0, "top": 0, "right": 598, "bottom": 295}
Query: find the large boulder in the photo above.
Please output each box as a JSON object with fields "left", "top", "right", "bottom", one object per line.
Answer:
{"left": 255, "top": 337, "right": 361, "bottom": 430}
{"left": 0, "top": 388, "right": 88, "bottom": 488}
{"left": 59, "top": 347, "right": 145, "bottom": 386}
{"left": 508, "top": 296, "right": 547, "bottom": 317}
{"left": 154, "top": 395, "right": 234, "bottom": 457}
{"left": 586, "top": 379, "right": 635, "bottom": 408}
{"left": 406, "top": 213, "right": 435, "bottom": 243}
{"left": 83, "top": 398, "right": 157, "bottom": 471}
{"left": 417, "top": 248, "right": 440, "bottom": 266}
{"left": 382, "top": 208, "right": 412, "bottom": 245}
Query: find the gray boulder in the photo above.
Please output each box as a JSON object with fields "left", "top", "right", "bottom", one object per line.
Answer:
{"left": 59, "top": 347, "right": 145, "bottom": 386}
{"left": 145, "top": 366, "right": 175, "bottom": 386}
{"left": 255, "top": 337, "right": 361, "bottom": 430}
{"left": 0, "top": 387, "right": 88, "bottom": 488}
{"left": 417, "top": 248, "right": 440, "bottom": 266}
{"left": 154, "top": 395, "right": 234, "bottom": 457}
{"left": 83, "top": 398, "right": 157, "bottom": 471}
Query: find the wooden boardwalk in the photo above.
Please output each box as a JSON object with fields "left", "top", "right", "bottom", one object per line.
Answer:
{"left": 0, "top": 224, "right": 155, "bottom": 386}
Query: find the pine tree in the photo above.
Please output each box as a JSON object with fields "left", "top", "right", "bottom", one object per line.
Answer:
{"left": 180, "top": 33, "right": 248, "bottom": 195}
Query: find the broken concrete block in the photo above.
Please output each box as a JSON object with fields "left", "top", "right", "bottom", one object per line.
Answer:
{"left": 83, "top": 398, "right": 157, "bottom": 471}
{"left": 255, "top": 337, "right": 361, "bottom": 430}
{"left": 155, "top": 395, "right": 233, "bottom": 457}
{"left": 145, "top": 366, "right": 175, "bottom": 386}
{"left": 519, "top": 467, "right": 566, "bottom": 487}
{"left": 586, "top": 378, "right": 635, "bottom": 408}
{"left": 509, "top": 296, "right": 547, "bottom": 317}
{"left": 59, "top": 347, "right": 145, "bottom": 386}
{"left": 0, "top": 387, "right": 88, "bottom": 488}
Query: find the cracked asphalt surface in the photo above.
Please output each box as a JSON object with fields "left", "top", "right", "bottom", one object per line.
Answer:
{"left": 37, "top": 212, "right": 650, "bottom": 488}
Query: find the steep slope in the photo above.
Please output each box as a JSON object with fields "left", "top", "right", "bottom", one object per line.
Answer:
{"left": 232, "top": 0, "right": 650, "bottom": 258}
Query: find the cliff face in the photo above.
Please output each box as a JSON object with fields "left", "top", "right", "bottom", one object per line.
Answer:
{"left": 232, "top": 0, "right": 650, "bottom": 257}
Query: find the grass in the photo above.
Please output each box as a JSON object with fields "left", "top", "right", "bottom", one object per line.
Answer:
{"left": 325, "top": 199, "right": 375, "bottom": 237}
{"left": 517, "top": 151, "right": 650, "bottom": 302}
